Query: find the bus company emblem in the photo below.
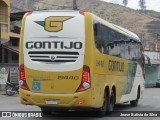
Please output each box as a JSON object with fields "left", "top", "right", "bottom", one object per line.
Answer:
{"left": 35, "top": 16, "right": 74, "bottom": 32}
{"left": 50, "top": 55, "right": 56, "bottom": 61}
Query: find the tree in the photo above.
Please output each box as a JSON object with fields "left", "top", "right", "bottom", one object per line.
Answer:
{"left": 139, "top": 0, "right": 146, "bottom": 12}
{"left": 123, "top": 0, "right": 128, "bottom": 7}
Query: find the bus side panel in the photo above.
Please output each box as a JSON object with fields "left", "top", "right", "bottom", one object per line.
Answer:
{"left": 92, "top": 50, "right": 129, "bottom": 108}
{"left": 119, "top": 63, "right": 145, "bottom": 103}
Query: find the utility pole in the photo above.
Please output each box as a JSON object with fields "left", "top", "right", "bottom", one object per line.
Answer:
{"left": 73, "top": 0, "right": 78, "bottom": 10}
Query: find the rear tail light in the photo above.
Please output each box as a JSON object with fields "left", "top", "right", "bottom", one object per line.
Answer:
{"left": 76, "top": 65, "right": 91, "bottom": 92}
{"left": 26, "top": 11, "right": 32, "bottom": 16}
{"left": 20, "top": 64, "right": 25, "bottom": 80}
{"left": 79, "top": 10, "right": 84, "bottom": 15}
{"left": 19, "top": 64, "right": 30, "bottom": 91}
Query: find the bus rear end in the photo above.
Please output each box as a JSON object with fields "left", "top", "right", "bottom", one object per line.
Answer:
{"left": 19, "top": 10, "right": 92, "bottom": 110}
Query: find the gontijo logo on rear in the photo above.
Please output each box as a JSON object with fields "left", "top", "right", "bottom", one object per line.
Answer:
{"left": 26, "top": 16, "right": 83, "bottom": 50}
{"left": 35, "top": 16, "right": 73, "bottom": 32}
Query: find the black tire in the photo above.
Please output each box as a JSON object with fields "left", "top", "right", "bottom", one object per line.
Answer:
{"left": 6, "top": 86, "right": 15, "bottom": 96}
{"left": 96, "top": 92, "right": 107, "bottom": 117}
{"left": 106, "top": 90, "right": 115, "bottom": 115}
{"left": 130, "top": 88, "right": 140, "bottom": 107}
{"left": 96, "top": 89, "right": 115, "bottom": 117}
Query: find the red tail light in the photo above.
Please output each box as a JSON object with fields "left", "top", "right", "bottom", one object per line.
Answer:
{"left": 20, "top": 65, "right": 25, "bottom": 80}
{"left": 79, "top": 10, "right": 84, "bottom": 15}
{"left": 76, "top": 66, "right": 91, "bottom": 92}
{"left": 26, "top": 11, "right": 32, "bottom": 16}
{"left": 19, "top": 64, "right": 30, "bottom": 91}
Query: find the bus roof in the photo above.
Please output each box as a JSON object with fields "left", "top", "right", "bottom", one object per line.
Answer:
{"left": 90, "top": 13, "right": 141, "bottom": 42}
{"left": 112, "top": 24, "right": 141, "bottom": 42}
{"left": 31, "top": 10, "right": 82, "bottom": 15}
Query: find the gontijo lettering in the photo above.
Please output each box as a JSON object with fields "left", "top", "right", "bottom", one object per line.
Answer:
{"left": 26, "top": 41, "right": 83, "bottom": 49}
{"left": 108, "top": 60, "right": 124, "bottom": 72}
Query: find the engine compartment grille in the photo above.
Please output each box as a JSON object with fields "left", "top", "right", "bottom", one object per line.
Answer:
{"left": 28, "top": 51, "right": 79, "bottom": 63}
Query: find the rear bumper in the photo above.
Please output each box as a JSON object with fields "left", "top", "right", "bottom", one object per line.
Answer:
{"left": 19, "top": 89, "right": 92, "bottom": 108}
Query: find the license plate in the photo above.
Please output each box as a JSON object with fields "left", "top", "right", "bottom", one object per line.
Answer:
{"left": 45, "top": 100, "right": 58, "bottom": 105}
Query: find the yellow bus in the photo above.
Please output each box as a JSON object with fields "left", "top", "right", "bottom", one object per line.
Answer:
{"left": 19, "top": 10, "right": 146, "bottom": 116}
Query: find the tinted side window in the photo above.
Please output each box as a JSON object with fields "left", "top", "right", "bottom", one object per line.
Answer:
{"left": 94, "top": 23, "right": 108, "bottom": 54}
{"left": 93, "top": 21, "right": 141, "bottom": 61}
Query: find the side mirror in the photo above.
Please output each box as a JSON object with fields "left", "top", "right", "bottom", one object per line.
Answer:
{"left": 143, "top": 54, "right": 152, "bottom": 66}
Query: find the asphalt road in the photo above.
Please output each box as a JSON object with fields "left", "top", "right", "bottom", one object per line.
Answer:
{"left": 0, "top": 88, "right": 160, "bottom": 120}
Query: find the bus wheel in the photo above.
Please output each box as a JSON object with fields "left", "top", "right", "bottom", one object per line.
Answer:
{"left": 106, "top": 90, "right": 115, "bottom": 115}
{"left": 96, "top": 92, "right": 107, "bottom": 117}
{"left": 41, "top": 107, "right": 52, "bottom": 116}
{"left": 130, "top": 88, "right": 140, "bottom": 107}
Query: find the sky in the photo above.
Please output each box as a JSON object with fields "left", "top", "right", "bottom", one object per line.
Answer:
{"left": 101, "top": 0, "right": 160, "bottom": 12}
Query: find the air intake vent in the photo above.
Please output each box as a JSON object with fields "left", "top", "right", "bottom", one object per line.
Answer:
{"left": 28, "top": 51, "right": 79, "bottom": 63}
